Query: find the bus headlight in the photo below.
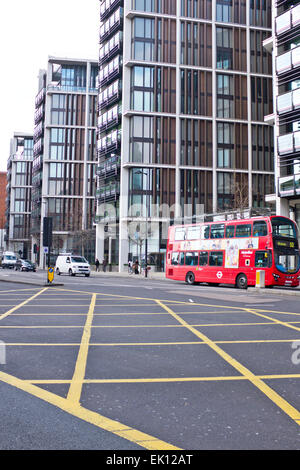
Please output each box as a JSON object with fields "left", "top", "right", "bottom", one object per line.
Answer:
{"left": 272, "top": 273, "right": 280, "bottom": 280}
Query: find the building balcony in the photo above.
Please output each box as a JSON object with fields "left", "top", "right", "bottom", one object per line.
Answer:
{"left": 278, "top": 174, "right": 300, "bottom": 197}
{"left": 33, "top": 138, "right": 43, "bottom": 157}
{"left": 99, "top": 32, "right": 123, "bottom": 66}
{"left": 35, "top": 87, "right": 46, "bottom": 107}
{"left": 99, "top": 56, "right": 121, "bottom": 88}
{"left": 97, "top": 129, "right": 121, "bottom": 156}
{"left": 100, "top": 0, "right": 123, "bottom": 21}
{"left": 277, "top": 87, "right": 300, "bottom": 115}
{"left": 96, "top": 155, "right": 120, "bottom": 178}
{"left": 276, "top": 4, "right": 300, "bottom": 36}
{"left": 34, "top": 104, "right": 44, "bottom": 125}
{"left": 98, "top": 104, "right": 122, "bottom": 132}
{"left": 33, "top": 122, "right": 44, "bottom": 140}
{"left": 96, "top": 182, "right": 120, "bottom": 201}
{"left": 98, "top": 79, "right": 121, "bottom": 111}
{"left": 99, "top": 7, "right": 123, "bottom": 43}
{"left": 278, "top": 131, "right": 300, "bottom": 155}
{"left": 276, "top": 44, "right": 300, "bottom": 76}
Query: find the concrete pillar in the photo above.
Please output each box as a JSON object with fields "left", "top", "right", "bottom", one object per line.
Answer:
{"left": 96, "top": 223, "right": 105, "bottom": 263}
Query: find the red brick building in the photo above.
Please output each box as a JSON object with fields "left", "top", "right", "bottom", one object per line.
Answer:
{"left": 0, "top": 171, "right": 6, "bottom": 230}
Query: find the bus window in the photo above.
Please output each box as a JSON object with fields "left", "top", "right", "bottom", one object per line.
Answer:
{"left": 187, "top": 226, "right": 201, "bottom": 240}
{"left": 185, "top": 252, "right": 199, "bottom": 266}
{"left": 179, "top": 252, "right": 185, "bottom": 265}
{"left": 171, "top": 252, "right": 179, "bottom": 265}
{"left": 253, "top": 221, "right": 268, "bottom": 237}
{"left": 255, "top": 251, "right": 271, "bottom": 268}
{"left": 209, "top": 251, "right": 224, "bottom": 267}
{"left": 211, "top": 224, "right": 225, "bottom": 239}
{"left": 199, "top": 251, "right": 208, "bottom": 266}
{"left": 225, "top": 225, "right": 235, "bottom": 238}
{"left": 175, "top": 228, "right": 186, "bottom": 241}
{"left": 201, "top": 225, "right": 210, "bottom": 239}
{"left": 236, "top": 224, "right": 252, "bottom": 237}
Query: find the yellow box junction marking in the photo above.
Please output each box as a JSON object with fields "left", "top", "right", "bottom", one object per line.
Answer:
{"left": 156, "top": 300, "right": 300, "bottom": 426}
{"left": 67, "top": 293, "right": 96, "bottom": 405}
{"left": 0, "top": 370, "right": 180, "bottom": 451}
{"left": 0, "top": 288, "right": 49, "bottom": 321}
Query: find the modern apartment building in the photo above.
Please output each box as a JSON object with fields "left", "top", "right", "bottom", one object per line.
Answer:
{"left": 0, "top": 171, "right": 7, "bottom": 252}
{"left": 264, "top": 0, "right": 300, "bottom": 227}
{"left": 31, "top": 57, "right": 98, "bottom": 266}
{"left": 96, "top": 0, "right": 275, "bottom": 271}
{"left": 5, "top": 132, "right": 33, "bottom": 258}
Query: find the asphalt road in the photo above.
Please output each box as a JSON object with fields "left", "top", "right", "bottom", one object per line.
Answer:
{"left": 0, "top": 270, "right": 300, "bottom": 452}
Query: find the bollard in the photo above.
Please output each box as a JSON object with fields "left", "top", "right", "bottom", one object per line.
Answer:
{"left": 256, "top": 270, "right": 265, "bottom": 288}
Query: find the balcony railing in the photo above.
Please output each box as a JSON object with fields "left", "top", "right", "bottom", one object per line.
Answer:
{"left": 99, "top": 56, "right": 121, "bottom": 87}
{"left": 97, "top": 129, "right": 121, "bottom": 155}
{"left": 96, "top": 156, "right": 120, "bottom": 177}
{"left": 100, "top": 0, "right": 122, "bottom": 21}
{"left": 35, "top": 88, "right": 46, "bottom": 107}
{"left": 279, "top": 174, "right": 300, "bottom": 196}
{"left": 277, "top": 87, "right": 300, "bottom": 114}
{"left": 276, "top": 4, "right": 300, "bottom": 35}
{"left": 99, "top": 31, "right": 122, "bottom": 66}
{"left": 98, "top": 104, "right": 122, "bottom": 131}
{"left": 96, "top": 182, "right": 120, "bottom": 201}
{"left": 278, "top": 131, "right": 300, "bottom": 155}
{"left": 276, "top": 44, "right": 300, "bottom": 75}
{"left": 99, "top": 7, "right": 123, "bottom": 42}
{"left": 98, "top": 79, "right": 121, "bottom": 110}
{"left": 34, "top": 104, "right": 44, "bottom": 124}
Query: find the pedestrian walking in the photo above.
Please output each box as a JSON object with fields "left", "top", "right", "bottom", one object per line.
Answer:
{"left": 133, "top": 260, "right": 139, "bottom": 275}
{"left": 128, "top": 259, "right": 133, "bottom": 274}
{"left": 102, "top": 258, "right": 107, "bottom": 272}
{"left": 95, "top": 258, "right": 100, "bottom": 272}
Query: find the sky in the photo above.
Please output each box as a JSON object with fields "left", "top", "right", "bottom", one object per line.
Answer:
{"left": 0, "top": 0, "right": 99, "bottom": 171}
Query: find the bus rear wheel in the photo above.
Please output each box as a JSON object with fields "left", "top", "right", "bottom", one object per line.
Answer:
{"left": 236, "top": 273, "right": 248, "bottom": 289}
{"left": 185, "top": 272, "right": 195, "bottom": 285}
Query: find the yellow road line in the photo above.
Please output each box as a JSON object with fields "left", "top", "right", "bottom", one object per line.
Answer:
{"left": 156, "top": 300, "right": 300, "bottom": 425}
{"left": 3, "top": 338, "right": 300, "bottom": 347}
{"left": 245, "top": 308, "right": 300, "bottom": 334}
{"left": 0, "top": 321, "right": 294, "bottom": 329}
{"left": 67, "top": 293, "right": 96, "bottom": 405}
{"left": 0, "top": 288, "right": 49, "bottom": 321}
{"left": 0, "top": 369, "right": 179, "bottom": 450}
{"left": 25, "top": 373, "right": 300, "bottom": 384}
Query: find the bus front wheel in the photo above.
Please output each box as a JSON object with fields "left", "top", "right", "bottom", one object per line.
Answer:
{"left": 236, "top": 273, "right": 248, "bottom": 289}
{"left": 186, "top": 272, "right": 195, "bottom": 285}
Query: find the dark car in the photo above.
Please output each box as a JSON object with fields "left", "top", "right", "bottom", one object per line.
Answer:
{"left": 14, "top": 259, "right": 36, "bottom": 272}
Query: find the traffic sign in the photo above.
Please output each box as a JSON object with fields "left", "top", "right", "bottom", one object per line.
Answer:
{"left": 48, "top": 267, "right": 54, "bottom": 283}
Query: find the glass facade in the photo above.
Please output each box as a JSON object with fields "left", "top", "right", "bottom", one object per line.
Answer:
{"left": 97, "top": 0, "right": 275, "bottom": 270}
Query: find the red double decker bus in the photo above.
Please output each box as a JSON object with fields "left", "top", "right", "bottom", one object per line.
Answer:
{"left": 166, "top": 215, "right": 300, "bottom": 288}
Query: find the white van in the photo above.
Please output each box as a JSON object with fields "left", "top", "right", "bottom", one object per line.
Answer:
{"left": 55, "top": 254, "right": 91, "bottom": 277}
{"left": 1, "top": 251, "right": 17, "bottom": 269}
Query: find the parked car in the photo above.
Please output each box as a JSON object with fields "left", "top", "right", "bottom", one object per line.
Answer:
{"left": 55, "top": 254, "right": 90, "bottom": 277}
{"left": 14, "top": 259, "right": 36, "bottom": 272}
{"left": 1, "top": 251, "right": 17, "bottom": 269}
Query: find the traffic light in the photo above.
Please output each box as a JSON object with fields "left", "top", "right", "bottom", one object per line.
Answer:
{"left": 43, "top": 217, "right": 53, "bottom": 247}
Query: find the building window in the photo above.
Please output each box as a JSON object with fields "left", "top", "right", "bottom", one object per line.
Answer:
{"left": 216, "top": 27, "right": 233, "bottom": 70}
{"left": 130, "top": 116, "right": 154, "bottom": 163}
{"left": 217, "top": 122, "right": 233, "bottom": 168}
{"left": 131, "top": 66, "right": 154, "bottom": 112}
{"left": 217, "top": 172, "right": 233, "bottom": 209}
{"left": 132, "top": 17, "right": 155, "bottom": 61}
{"left": 216, "top": 0, "right": 232, "bottom": 22}
{"left": 217, "top": 74, "right": 233, "bottom": 118}
{"left": 51, "top": 94, "right": 66, "bottom": 125}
